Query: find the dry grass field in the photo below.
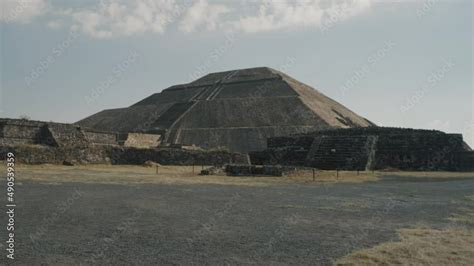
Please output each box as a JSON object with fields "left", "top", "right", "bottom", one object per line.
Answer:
{"left": 337, "top": 227, "right": 474, "bottom": 265}
{"left": 1, "top": 163, "right": 381, "bottom": 186}
{"left": 338, "top": 195, "right": 474, "bottom": 265}
{"left": 4, "top": 163, "right": 472, "bottom": 187}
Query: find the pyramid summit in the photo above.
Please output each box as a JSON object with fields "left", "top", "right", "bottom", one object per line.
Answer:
{"left": 77, "top": 67, "right": 375, "bottom": 152}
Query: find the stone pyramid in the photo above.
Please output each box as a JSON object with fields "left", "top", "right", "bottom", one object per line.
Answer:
{"left": 77, "top": 67, "right": 375, "bottom": 152}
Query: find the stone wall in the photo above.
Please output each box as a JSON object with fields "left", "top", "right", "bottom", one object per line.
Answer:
{"left": 106, "top": 147, "right": 248, "bottom": 165}
{"left": 267, "top": 136, "right": 314, "bottom": 149}
{"left": 0, "top": 144, "right": 249, "bottom": 166}
{"left": 2, "top": 124, "right": 40, "bottom": 140}
{"left": 84, "top": 131, "right": 117, "bottom": 145}
{"left": 372, "top": 133, "right": 464, "bottom": 171}
{"left": 308, "top": 135, "right": 373, "bottom": 170}
{"left": 0, "top": 138, "right": 35, "bottom": 146}
{"left": 47, "top": 124, "right": 89, "bottom": 147}
{"left": 454, "top": 152, "right": 474, "bottom": 171}
{"left": 250, "top": 127, "right": 471, "bottom": 171}
{"left": 0, "top": 118, "right": 248, "bottom": 166}
{"left": 0, "top": 119, "right": 43, "bottom": 145}
{"left": 0, "top": 144, "right": 110, "bottom": 164}
{"left": 0, "top": 118, "right": 118, "bottom": 147}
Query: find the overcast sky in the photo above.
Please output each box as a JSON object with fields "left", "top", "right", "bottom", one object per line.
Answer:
{"left": 1, "top": 0, "right": 472, "bottom": 146}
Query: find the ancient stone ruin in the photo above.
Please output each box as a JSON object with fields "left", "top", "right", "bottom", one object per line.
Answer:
{"left": 77, "top": 67, "right": 375, "bottom": 153}
{"left": 1, "top": 67, "right": 472, "bottom": 171}
{"left": 0, "top": 118, "right": 249, "bottom": 165}
{"left": 1, "top": 118, "right": 138, "bottom": 148}
{"left": 250, "top": 127, "right": 473, "bottom": 171}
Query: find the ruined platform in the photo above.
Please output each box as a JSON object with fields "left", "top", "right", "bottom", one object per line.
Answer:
{"left": 250, "top": 127, "right": 473, "bottom": 171}
{"left": 0, "top": 118, "right": 249, "bottom": 165}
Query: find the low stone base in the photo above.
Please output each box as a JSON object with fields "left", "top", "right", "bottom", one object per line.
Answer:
{"left": 0, "top": 144, "right": 249, "bottom": 166}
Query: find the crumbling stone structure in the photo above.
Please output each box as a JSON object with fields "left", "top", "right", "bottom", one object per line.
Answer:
{"left": 250, "top": 127, "right": 473, "bottom": 171}
{"left": 84, "top": 130, "right": 118, "bottom": 146}
{"left": 77, "top": 67, "right": 375, "bottom": 153}
{"left": 0, "top": 144, "right": 249, "bottom": 166}
{"left": 107, "top": 147, "right": 248, "bottom": 165}
{"left": 454, "top": 152, "right": 474, "bottom": 171}
{"left": 3, "top": 66, "right": 472, "bottom": 171}
{"left": 0, "top": 118, "right": 164, "bottom": 149}
{"left": 0, "top": 118, "right": 117, "bottom": 147}
{"left": 0, "top": 118, "right": 248, "bottom": 165}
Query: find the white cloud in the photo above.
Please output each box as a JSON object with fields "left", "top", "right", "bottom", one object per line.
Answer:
{"left": 179, "top": 0, "right": 229, "bottom": 33}
{"left": 1, "top": 0, "right": 375, "bottom": 38}
{"left": 46, "top": 19, "right": 62, "bottom": 29}
{"left": 234, "top": 0, "right": 372, "bottom": 33}
{"left": 0, "top": 0, "right": 48, "bottom": 23}
{"left": 69, "top": 0, "right": 184, "bottom": 39}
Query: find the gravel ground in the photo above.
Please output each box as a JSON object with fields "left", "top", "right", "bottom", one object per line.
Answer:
{"left": 1, "top": 174, "right": 473, "bottom": 265}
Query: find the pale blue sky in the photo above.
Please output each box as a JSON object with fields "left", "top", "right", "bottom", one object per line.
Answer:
{"left": 1, "top": 0, "right": 472, "bottom": 145}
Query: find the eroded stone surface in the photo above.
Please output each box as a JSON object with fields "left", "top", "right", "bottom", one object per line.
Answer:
{"left": 77, "top": 67, "right": 375, "bottom": 153}
{"left": 250, "top": 127, "right": 473, "bottom": 171}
